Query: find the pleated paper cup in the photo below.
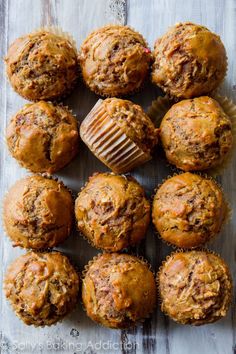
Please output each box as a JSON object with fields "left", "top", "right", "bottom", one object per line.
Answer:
{"left": 80, "top": 99, "right": 151, "bottom": 174}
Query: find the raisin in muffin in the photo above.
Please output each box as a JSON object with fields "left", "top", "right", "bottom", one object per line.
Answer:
{"left": 4, "top": 251, "right": 79, "bottom": 326}
{"left": 158, "top": 251, "right": 232, "bottom": 325}
{"left": 5, "top": 31, "right": 78, "bottom": 101}
{"left": 160, "top": 96, "right": 233, "bottom": 171}
{"left": 151, "top": 22, "right": 227, "bottom": 99}
{"left": 80, "top": 98, "right": 159, "bottom": 173}
{"left": 82, "top": 253, "right": 156, "bottom": 328}
{"left": 79, "top": 25, "right": 152, "bottom": 96}
{"left": 7, "top": 101, "right": 79, "bottom": 174}
{"left": 152, "top": 173, "right": 227, "bottom": 248}
{"left": 75, "top": 173, "right": 150, "bottom": 251}
{"left": 3, "top": 175, "right": 73, "bottom": 249}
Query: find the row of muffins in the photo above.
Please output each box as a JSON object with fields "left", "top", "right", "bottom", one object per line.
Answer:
{"left": 3, "top": 172, "right": 228, "bottom": 251}
{"left": 4, "top": 250, "right": 231, "bottom": 328}
{"left": 3, "top": 21, "right": 234, "bottom": 329}
{"left": 5, "top": 95, "right": 234, "bottom": 175}
{"left": 3, "top": 172, "right": 232, "bottom": 327}
{"left": 5, "top": 23, "right": 227, "bottom": 100}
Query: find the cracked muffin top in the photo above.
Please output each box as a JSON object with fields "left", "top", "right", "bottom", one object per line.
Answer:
{"left": 4, "top": 251, "right": 79, "bottom": 326}
{"left": 151, "top": 22, "right": 227, "bottom": 99}
{"left": 160, "top": 96, "right": 233, "bottom": 171}
{"left": 152, "top": 173, "right": 227, "bottom": 248}
{"left": 5, "top": 31, "right": 79, "bottom": 101}
{"left": 3, "top": 175, "right": 73, "bottom": 249}
{"left": 79, "top": 25, "right": 152, "bottom": 96}
{"left": 75, "top": 173, "right": 150, "bottom": 251}
{"left": 158, "top": 251, "right": 232, "bottom": 325}
{"left": 6, "top": 101, "right": 79, "bottom": 174}
{"left": 82, "top": 253, "right": 156, "bottom": 328}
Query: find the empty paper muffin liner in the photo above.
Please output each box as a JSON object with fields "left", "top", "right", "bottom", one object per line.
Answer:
{"left": 80, "top": 99, "right": 151, "bottom": 174}
{"left": 147, "top": 94, "right": 236, "bottom": 176}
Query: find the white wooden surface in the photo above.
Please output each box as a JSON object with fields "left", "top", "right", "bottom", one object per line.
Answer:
{"left": 0, "top": 0, "right": 235, "bottom": 353}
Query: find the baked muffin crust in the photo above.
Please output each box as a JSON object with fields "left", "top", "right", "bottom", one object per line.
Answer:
{"left": 152, "top": 173, "right": 227, "bottom": 248}
{"left": 79, "top": 25, "right": 152, "bottom": 96}
{"left": 7, "top": 101, "right": 79, "bottom": 174}
{"left": 152, "top": 22, "right": 227, "bottom": 99}
{"left": 4, "top": 251, "right": 79, "bottom": 326}
{"left": 158, "top": 251, "right": 232, "bottom": 325}
{"left": 82, "top": 253, "right": 156, "bottom": 328}
{"left": 103, "top": 98, "right": 159, "bottom": 154}
{"left": 160, "top": 96, "right": 233, "bottom": 171}
{"left": 5, "top": 31, "right": 78, "bottom": 101}
{"left": 3, "top": 175, "right": 73, "bottom": 249}
{"left": 75, "top": 173, "right": 150, "bottom": 251}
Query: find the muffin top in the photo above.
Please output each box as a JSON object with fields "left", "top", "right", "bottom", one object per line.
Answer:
{"left": 151, "top": 22, "right": 227, "bottom": 99}
{"left": 3, "top": 175, "right": 73, "bottom": 249}
{"left": 158, "top": 251, "right": 232, "bottom": 325}
{"left": 103, "top": 98, "right": 159, "bottom": 154}
{"left": 7, "top": 101, "right": 79, "bottom": 174}
{"left": 160, "top": 96, "right": 233, "bottom": 171}
{"left": 5, "top": 31, "right": 78, "bottom": 101}
{"left": 4, "top": 251, "right": 79, "bottom": 326}
{"left": 82, "top": 253, "right": 156, "bottom": 328}
{"left": 75, "top": 173, "right": 150, "bottom": 251}
{"left": 79, "top": 25, "right": 152, "bottom": 96}
{"left": 152, "top": 173, "right": 227, "bottom": 248}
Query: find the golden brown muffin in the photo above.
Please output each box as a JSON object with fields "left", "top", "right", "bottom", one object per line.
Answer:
{"left": 152, "top": 173, "right": 227, "bottom": 248}
{"left": 6, "top": 101, "right": 79, "bottom": 174}
{"left": 75, "top": 173, "right": 150, "bottom": 251}
{"left": 79, "top": 25, "right": 152, "bottom": 96}
{"left": 82, "top": 253, "right": 156, "bottom": 328}
{"left": 4, "top": 251, "right": 79, "bottom": 326}
{"left": 80, "top": 98, "right": 159, "bottom": 173}
{"left": 5, "top": 31, "right": 78, "bottom": 101}
{"left": 160, "top": 96, "right": 233, "bottom": 171}
{"left": 151, "top": 22, "right": 227, "bottom": 99}
{"left": 3, "top": 175, "right": 73, "bottom": 249}
{"left": 158, "top": 251, "right": 232, "bottom": 325}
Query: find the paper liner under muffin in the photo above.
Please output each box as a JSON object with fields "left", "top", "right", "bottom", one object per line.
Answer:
{"left": 2, "top": 173, "right": 75, "bottom": 251}
{"left": 81, "top": 252, "right": 156, "bottom": 329}
{"left": 156, "top": 248, "right": 233, "bottom": 326}
{"left": 80, "top": 99, "right": 152, "bottom": 174}
{"left": 151, "top": 171, "right": 232, "bottom": 250}
{"left": 147, "top": 94, "right": 236, "bottom": 176}
{"left": 3, "top": 250, "right": 80, "bottom": 328}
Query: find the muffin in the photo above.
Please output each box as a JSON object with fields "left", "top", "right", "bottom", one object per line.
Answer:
{"left": 79, "top": 25, "right": 152, "bottom": 96}
{"left": 3, "top": 175, "right": 73, "bottom": 249}
{"left": 158, "top": 250, "right": 232, "bottom": 325}
{"left": 4, "top": 251, "right": 79, "bottom": 326}
{"left": 6, "top": 101, "right": 79, "bottom": 174}
{"left": 5, "top": 30, "right": 78, "bottom": 101}
{"left": 160, "top": 96, "right": 233, "bottom": 171}
{"left": 80, "top": 98, "right": 159, "bottom": 173}
{"left": 82, "top": 253, "right": 156, "bottom": 328}
{"left": 151, "top": 22, "right": 227, "bottom": 99}
{"left": 152, "top": 173, "right": 227, "bottom": 248}
{"left": 75, "top": 173, "right": 150, "bottom": 251}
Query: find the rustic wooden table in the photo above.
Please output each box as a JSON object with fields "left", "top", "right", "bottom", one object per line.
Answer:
{"left": 0, "top": 0, "right": 235, "bottom": 353}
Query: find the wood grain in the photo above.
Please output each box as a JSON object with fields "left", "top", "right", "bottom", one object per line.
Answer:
{"left": 0, "top": 0, "right": 235, "bottom": 353}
